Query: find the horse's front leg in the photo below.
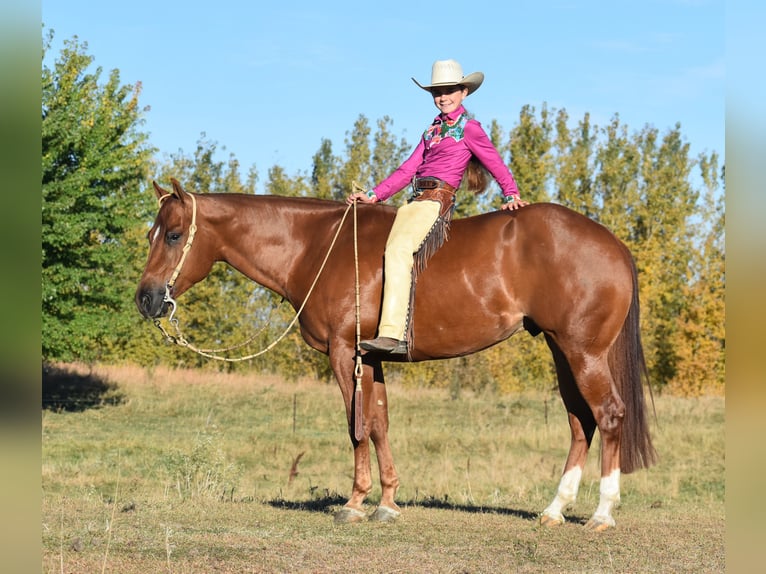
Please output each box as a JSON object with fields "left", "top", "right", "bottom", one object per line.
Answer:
{"left": 328, "top": 347, "right": 373, "bottom": 522}
{"left": 367, "top": 367, "right": 400, "bottom": 522}
{"left": 331, "top": 363, "right": 372, "bottom": 523}
{"left": 334, "top": 433, "right": 374, "bottom": 523}
{"left": 331, "top": 352, "right": 400, "bottom": 523}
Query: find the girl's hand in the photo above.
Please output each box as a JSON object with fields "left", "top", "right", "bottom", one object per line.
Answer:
{"left": 346, "top": 191, "right": 378, "bottom": 205}
{"left": 501, "top": 197, "right": 529, "bottom": 211}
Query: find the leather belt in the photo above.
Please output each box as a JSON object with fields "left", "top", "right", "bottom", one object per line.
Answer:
{"left": 412, "top": 177, "right": 456, "bottom": 193}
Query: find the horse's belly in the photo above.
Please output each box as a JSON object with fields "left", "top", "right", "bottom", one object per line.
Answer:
{"left": 413, "top": 307, "right": 524, "bottom": 358}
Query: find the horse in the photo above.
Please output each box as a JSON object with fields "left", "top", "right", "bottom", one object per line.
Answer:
{"left": 135, "top": 178, "right": 656, "bottom": 530}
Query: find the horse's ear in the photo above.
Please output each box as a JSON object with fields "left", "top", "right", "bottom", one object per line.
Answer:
{"left": 152, "top": 180, "right": 168, "bottom": 199}
{"left": 170, "top": 178, "right": 187, "bottom": 203}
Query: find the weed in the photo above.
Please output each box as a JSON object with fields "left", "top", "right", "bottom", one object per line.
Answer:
{"left": 162, "top": 427, "right": 243, "bottom": 501}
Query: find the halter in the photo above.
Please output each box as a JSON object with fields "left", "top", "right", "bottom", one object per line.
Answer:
{"left": 156, "top": 191, "right": 198, "bottom": 324}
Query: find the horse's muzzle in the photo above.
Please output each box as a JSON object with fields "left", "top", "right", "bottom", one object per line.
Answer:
{"left": 135, "top": 285, "right": 170, "bottom": 319}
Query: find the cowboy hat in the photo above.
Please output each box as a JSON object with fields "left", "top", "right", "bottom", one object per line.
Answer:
{"left": 412, "top": 59, "right": 484, "bottom": 95}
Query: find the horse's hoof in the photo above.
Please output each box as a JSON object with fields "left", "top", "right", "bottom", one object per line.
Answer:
{"left": 584, "top": 515, "right": 615, "bottom": 531}
{"left": 369, "top": 505, "right": 401, "bottom": 523}
{"left": 334, "top": 506, "right": 367, "bottom": 524}
{"left": 539, "top": 513, "right": 564, "bottom": 527}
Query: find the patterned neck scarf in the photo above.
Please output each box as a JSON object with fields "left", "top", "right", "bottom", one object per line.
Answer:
{"left": 423, "top": 111, "right": 469, "bottom": 145}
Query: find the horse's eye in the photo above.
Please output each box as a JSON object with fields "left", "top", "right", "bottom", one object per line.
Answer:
{"left": 166, "top": 231, "right": 182, "bottom": 245}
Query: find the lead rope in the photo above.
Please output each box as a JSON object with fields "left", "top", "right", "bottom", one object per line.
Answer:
{"left": 154, "top": 188, "right": 367, "bottom": 440}
{"left": 352, "top": 186, "right": 365, "bottom": 441}
{"left": 153, "top": 194, "right": 357, "bottom": 363}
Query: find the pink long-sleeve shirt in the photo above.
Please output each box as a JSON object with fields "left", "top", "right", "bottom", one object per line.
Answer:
{"left": 372, "top": 105, "right": 520, "bottom": 202}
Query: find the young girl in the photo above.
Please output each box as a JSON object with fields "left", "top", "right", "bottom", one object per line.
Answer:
{"left": 347, "top": 59, "right": 529, "bottom": 354}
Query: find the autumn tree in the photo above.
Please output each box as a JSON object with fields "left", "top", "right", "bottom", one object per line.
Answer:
{"left": 668, "top": 156, "right": 725, "bottom": 395}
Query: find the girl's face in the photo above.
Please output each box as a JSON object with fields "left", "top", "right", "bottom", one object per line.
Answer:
{"left": 430, "top": 85, "right": 468, "bottom": 114}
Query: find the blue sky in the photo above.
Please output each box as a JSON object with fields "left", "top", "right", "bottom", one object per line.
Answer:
{"left": 43, "top": 0, "right": 724, "bottom": 186}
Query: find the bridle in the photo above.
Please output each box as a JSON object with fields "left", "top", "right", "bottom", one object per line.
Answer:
{"left": 150, "top": 188, "right": 367, "bottom": 440}
{"left": 156, "top": 191, "right": 198, "bottom": 324}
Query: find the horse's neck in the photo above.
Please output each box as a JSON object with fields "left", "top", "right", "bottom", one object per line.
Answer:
{"left": 212, "top": 196, "right": 335, "bottom": 298}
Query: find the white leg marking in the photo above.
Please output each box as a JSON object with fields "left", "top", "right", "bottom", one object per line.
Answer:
{"left": 590, "top": 469, "right": 621, "bottom": 527}
{"left": 542, "top": 466, "right": 583, "bottom": 523}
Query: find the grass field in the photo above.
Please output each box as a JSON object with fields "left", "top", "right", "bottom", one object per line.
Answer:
{"left": 42, "top": 363, "right": 724, "bottom": 573}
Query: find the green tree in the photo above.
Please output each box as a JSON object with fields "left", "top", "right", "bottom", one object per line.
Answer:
{"left": 42, "top": 31, "right": 154, "bottom": 362}
{"left": 310, "top": 138, "right": 338, "bottom": 200}
{"left": 592, "top": 115, "right": 642, "bottom": 239}
{"left": 336, "top": 115, "right": 372, "bottom": 199}
{"left": 265, "top": 164, "right": 308, "bottom": 197}
{"left": 508, "top": 103, "right": 554, "bottom": 204}
{"left": 553, "top": 109, "right": 598, "bottom": 217}
{"left": 370, "top": 115, "right": 410, "bottom": 205}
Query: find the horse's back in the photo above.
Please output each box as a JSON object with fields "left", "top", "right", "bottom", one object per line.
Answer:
{"left": 436, "top": 202, "right": 631, "bottom": 284}
{"left": 408, "top": 203, "right": 635, "bottom": 359}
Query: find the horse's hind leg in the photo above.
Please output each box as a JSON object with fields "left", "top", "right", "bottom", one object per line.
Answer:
{"left": 582, "top": 366, "right": 625, "bottom": 532}
{"left": 545, "top": 336, "right": 626, "bottom": 530}
{"left": 541, "top": 336, "right": 597, "bottom": 527}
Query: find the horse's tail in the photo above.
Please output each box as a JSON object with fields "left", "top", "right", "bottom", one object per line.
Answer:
{"left": 610, "top": 256, "right": 657, "bottom": 474}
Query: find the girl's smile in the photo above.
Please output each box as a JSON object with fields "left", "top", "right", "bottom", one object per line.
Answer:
{"left": 430, "top": 85, "right": 468, "bottom": 114}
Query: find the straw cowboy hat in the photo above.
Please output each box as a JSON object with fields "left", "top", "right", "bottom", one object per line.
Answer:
{"left": 412, "top": 59, "right": 484, "bottom": 95}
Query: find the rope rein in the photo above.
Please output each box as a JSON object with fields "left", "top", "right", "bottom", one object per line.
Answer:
{"left": 153, "top": 192, "right": 362, "bottom": 364}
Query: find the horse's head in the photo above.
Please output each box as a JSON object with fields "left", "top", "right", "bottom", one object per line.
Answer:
{"left": 135, "top": 178, "right": 215, "bottom": 319}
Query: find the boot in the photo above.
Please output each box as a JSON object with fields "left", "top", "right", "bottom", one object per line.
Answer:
{"left": 359, "top": 337, "right": 408, "bottom": 354}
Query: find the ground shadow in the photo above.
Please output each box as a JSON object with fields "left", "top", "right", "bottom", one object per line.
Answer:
{"left": 264, "top": 494, "right": 576, "bottom": 523}
{"left": 266, "top": 494, "right": 348, "bottom": 513}
{"left": 42, "top": 363, "right": 124, "bottom": 412}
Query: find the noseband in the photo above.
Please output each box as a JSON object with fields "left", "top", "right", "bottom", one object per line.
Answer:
{"left": 157, "top": 191, "right": 198, "bottom": 322}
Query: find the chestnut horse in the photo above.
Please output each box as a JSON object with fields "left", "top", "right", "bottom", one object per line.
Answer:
{"left": 136, "top": 179, "right": 655, "bottom": 530}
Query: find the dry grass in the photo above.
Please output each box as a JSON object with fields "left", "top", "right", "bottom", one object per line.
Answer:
{"left": 42, "top": 363, "right": 724, "bottom": 573}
